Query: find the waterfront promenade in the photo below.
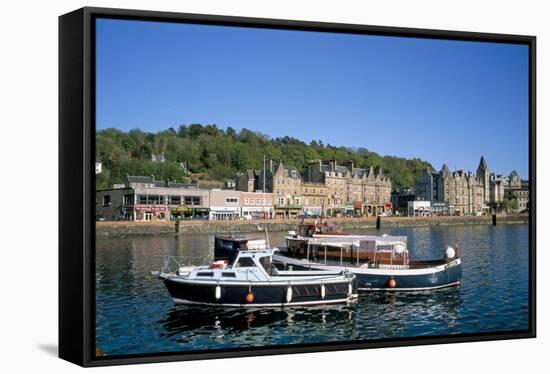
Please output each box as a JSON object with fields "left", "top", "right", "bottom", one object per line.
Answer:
{"left": 96, "top": 214, "right": 528, "bottom": 237}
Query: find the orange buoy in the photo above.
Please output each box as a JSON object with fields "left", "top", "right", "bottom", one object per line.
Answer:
{"left": 245, "top": 291, "right": 255, "bottom": 303}
{"left": 386, "top": 278, "right": 397, "bottom": 288}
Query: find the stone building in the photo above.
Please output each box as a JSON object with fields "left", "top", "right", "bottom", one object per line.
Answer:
{"left": 504, "top": 170, "right": 529, "bottom": 212}
{"left": 301, "top": 182, "right": 328, "bottom": 216}
{"left": 235, "top": 159, "right": 392, "bottom": 217}
{"left": 305, "top": 160, "right": 392, "bottom": 216}
{"left": 240, "top": 161, "right": 303, "bottom": 218}
{"left": 416, "top": 156, "right": 510, "bottom": 215}
{"left": 270, "top": 162, "right": 303, "bottom": 218}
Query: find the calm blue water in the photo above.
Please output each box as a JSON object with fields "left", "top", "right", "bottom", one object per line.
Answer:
{"left": 95, "top": 224, "right": 529, "bottom": 356}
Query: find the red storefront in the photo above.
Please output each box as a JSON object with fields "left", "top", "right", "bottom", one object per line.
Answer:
{"left": 133, "top": 205, "right": 168, "bottom": 221}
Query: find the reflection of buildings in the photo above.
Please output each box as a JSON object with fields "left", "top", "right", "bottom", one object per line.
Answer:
{"left": 95, "top": 175, "right": 209, "bottom": 221}
{"left": 415, "top": 156, "right": 524, "bottom": 215}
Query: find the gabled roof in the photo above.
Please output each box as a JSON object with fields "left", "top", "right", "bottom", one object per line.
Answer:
{"left": 286, "top": 167, "right": 302, "bottom": 179}
{"left": 273, "top": 162, "right": 302, "bottom": 179}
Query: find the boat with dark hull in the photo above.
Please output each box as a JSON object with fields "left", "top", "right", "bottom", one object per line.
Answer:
{"left": 277, "top": 223, "right": 462, "bottom": 291}
{"left": 157, "top": 244, "right": 357, "bottom": 307}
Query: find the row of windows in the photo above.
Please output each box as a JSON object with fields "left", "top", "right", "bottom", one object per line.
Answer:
{"left": 135, "top": 195, "right": 202, "bottom": 206}
{"left": 277, "top": 197, "right": 301, "bottom": 205}
{"left": 243, "top": 198, "right": 272, "bottom": 206}
{"left": 275, "top": 190, "right": 299, "bottom": 195}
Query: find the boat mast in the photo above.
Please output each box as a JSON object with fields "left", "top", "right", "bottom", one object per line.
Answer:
{"left": 263, "top": 154, "right": 270, "bottom": 249}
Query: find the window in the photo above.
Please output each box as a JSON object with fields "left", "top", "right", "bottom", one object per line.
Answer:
{"left": 138, "top": 195, "right": 147, "bottom": 204}
{"left": 245, "top": 198, "right": 250, "bottom": 205}
{"left": 196, "top": 271, "right": 214, "bottom": 277}
{"left": 123, "top": 194, "right": 134, "bottom": 205}
{"left": 184, "top": 196, "right": 201, "bottom": 205}
{"left": 102, "top": 195, "right": 111, "bottom": 207}
{"left": 226, "top": 197, "right": 238, "bottom": 203}
{"left": 148, "top": 195, "right": 160, "bottom": 205}
{"left": 170, "top": 196, "right": 181, "bottom": 205}
{"left": 235, "top": 257, "right": 256, "bottom": 268}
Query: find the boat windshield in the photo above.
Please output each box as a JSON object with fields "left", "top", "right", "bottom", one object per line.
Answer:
{"left": 233, "top": 256, "right": 256, "bottom": 268}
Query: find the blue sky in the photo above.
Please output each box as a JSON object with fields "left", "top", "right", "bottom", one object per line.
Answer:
{"left": 96, "top": 18, "right": 529, "bottom": 178}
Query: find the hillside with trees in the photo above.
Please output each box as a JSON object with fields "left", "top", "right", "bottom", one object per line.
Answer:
{"left": 96, "top": 124, "right": 433, "bottom": 190}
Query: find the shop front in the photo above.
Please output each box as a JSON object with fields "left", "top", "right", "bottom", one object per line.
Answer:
{"left": 274, "top": 205, "right": 302, "bottom": 219}
{"left": 241, "top": 207, "right": 272, "bottom": 220}
{"left": 171, "top": 205, "right": 210, "bottom": 220}
{"left": 209, "top": 206, "right": 241, "bottom": 221}
{"left": 303, "top": 206, "right": 322, "bottom": 217}
{"left": 134, "top": 205, "right": 168, "bottom": 221}
{"left": 353, "top": 201, "right": 363, "bottom": 216}
{"left": 384, "top": 202, "right": 393, "bottom": 215}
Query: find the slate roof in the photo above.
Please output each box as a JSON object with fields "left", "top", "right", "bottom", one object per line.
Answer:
{"left": 126, "top": 175, "right": 194, "bottom": 189}
{"left": 126, "top": 175, "right": 154, "bottom": 184}
{"left": 509, "top": 170, "right": 520, "bottom": 179}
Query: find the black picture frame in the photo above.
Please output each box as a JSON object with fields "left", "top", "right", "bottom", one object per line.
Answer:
{"left": 59, "top": 6, "right": 536, "bottom": 367}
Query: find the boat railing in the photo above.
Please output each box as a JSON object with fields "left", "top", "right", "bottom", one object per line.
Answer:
{"left": 154, "top": 255, "right": 210, "bottom": 275}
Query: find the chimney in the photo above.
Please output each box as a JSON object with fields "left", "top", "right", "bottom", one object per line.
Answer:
{"left": 341, "top": 160, "right": 354, "bottom": 170}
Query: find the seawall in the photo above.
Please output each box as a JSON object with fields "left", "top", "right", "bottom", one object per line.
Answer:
{"left": 95, "top": 214, "right": 529, "bottom": 238}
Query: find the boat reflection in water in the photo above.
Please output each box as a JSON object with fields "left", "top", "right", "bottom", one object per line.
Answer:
{"left": 158, "top": 288, "right": 461, "bottom": 347}
{"left": 160, "top": 304, "right": 354, "bottom": 340}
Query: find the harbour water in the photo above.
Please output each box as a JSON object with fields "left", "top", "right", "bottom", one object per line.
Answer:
{"left": 95, "top": 224, "right": 529, "bottom": 356}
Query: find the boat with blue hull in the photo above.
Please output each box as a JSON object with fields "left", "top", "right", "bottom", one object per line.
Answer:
{"left": 277, "top": 223, "right": 462, "bottom": 291}
{"left": 157, "top": 242, "right": 357, "bottom": 307}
